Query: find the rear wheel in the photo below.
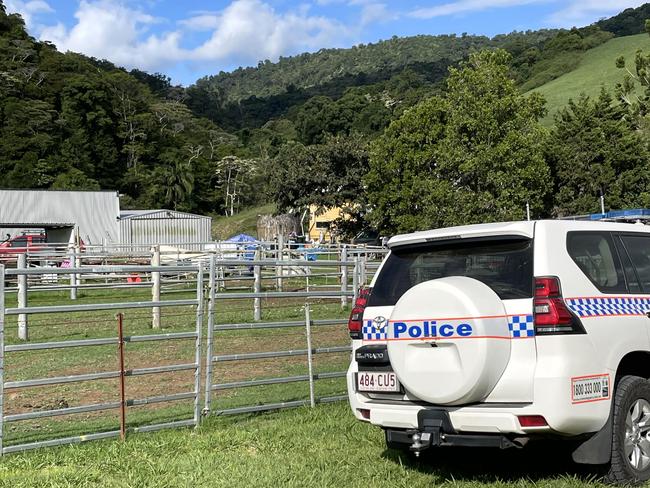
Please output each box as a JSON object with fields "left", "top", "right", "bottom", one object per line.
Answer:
{"left": 606, "top": 375, "right": 650, "bottom": 485}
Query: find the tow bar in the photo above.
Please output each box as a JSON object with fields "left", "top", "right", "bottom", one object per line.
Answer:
{"left": 410, "top": 431, "right": 433, "bottom": 457}
{"left": 386, "top": 410, "right": 528, "bottom": 456}
{"left": 400, "top": 428, "right": 527, "bottom": 456}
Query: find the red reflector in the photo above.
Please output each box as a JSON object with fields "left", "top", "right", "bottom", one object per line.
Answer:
{"left": 518, "top": 415, "right": 548, "bottom": 427}
{"left": 358, "top": 408, "right": 370, "bottom": 419}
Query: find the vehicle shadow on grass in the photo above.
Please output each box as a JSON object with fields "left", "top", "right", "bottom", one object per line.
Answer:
{"left": 382, "top": 441, "right": 606, "bottom": 484}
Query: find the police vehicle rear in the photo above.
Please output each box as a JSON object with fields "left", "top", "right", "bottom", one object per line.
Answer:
{"left": 347, "top": 211, "right": 650, "bottom": 485}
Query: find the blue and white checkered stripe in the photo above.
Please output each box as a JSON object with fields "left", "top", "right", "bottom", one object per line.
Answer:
{"left": 508, "top": 314, "right": 535, "bottom": 338}
{"left": 362, "top": 321, "right": 387, "bottom": 340}
{"left": 566, "top": 297, "right": 650, "bottom": 318}
{"left": 362, "top": 316, "right": 535, "bottom": 340}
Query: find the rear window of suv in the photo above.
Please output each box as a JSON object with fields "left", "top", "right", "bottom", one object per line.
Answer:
{"left": 368, "top": 237, "right": 534, "bottom": 307}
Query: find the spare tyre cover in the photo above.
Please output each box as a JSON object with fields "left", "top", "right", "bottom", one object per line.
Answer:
{"left": 387, "top": 276, "right": 511, "bottom": 405}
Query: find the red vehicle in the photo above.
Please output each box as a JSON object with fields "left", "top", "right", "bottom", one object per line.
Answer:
{"left": 0, "top": 232, "right": 47, "bottom": 260}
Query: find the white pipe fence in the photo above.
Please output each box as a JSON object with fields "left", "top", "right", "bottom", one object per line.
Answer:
{"left": 0, "top": 248, "right": 382, "bottom": 455}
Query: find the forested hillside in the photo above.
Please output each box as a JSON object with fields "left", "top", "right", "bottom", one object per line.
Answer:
{"left": 3, "top": 0, "right": 650, "bottom": 235}
{"left": 187, "top": 26, "right": 618, "bottom": 130}
{"left": 597, "top": 4, "right": 650, "bottom": 37}
{"left": 0, "top": 2, "right": 268, "bottom": 215}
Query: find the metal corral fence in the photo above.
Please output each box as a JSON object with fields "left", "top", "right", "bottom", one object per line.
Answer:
{"left": 0, "top": 249, "right": 384, "bottom": 455}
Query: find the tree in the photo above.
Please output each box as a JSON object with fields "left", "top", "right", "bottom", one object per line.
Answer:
{"left": 364, "top": 97, "right": 447, "bottom": 232}
{"left": 50, "top": 168, "right": 101, "bottom": 190}
{"left": 547, "top": 90, "right": 650, "bottom": 215}
{"left": 365, "top": 49, "right": 551, "bottom": 234}
{"left": 614, "top": 20, "right": 650, "bottom": 133}
{"left": 269, "top": 135, "right": 369, "bottom": 208}
{"left": 109, "top": 71, "right": 151, "bottom": 172}
{"left": 267, "top": 134, "right": 370, "bottom": 237}
{"left": 215, "top": 156, "right": 258, "bottom": 216}
{"left": 163, "top": 151, "right": 194, "bottom": 211}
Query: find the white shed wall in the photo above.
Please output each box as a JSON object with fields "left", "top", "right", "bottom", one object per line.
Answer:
{"left": 119, "top": 210, "right": 211, "bottom": 250}
{"left": 0, "top": 190, "right": 120, "bottom": 245}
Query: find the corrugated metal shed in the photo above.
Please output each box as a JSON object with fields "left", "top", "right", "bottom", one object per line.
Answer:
{"left": 119, "top": 209, "right": 211, "bottom": 250}
{"left": 0, "top": 189, "right": 120, "bottom": 244}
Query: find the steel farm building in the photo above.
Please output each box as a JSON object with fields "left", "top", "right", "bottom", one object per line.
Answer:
{"left": 0, "top": 189, "right": 211, "bottom": 248}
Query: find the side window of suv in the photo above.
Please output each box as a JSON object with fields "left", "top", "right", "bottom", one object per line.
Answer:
{"left": 613, "top": 236, "right": 642, "bottom": 293}
{"left": 567, "top": 232, "right": 627, "bottom": 293}
{"left": 619, "top": 234, "right": 650, "bottom": 292}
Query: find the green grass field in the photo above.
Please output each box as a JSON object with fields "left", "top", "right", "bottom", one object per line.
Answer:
{"left": 529, "top": 34, "right": 650, "bottom": 126}
{"left": 0, "top": 401, "right": 611, "bottom": 488}
{"left": 1, "top": 269, "right": 353, "bottom": 449}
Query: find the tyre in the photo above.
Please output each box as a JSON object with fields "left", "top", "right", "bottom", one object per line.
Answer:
{"left": 606, "top": 375, "right": 650, "bottom": 485}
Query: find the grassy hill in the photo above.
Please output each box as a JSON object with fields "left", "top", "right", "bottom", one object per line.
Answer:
{"left": 211, "top": 204, "right": 276, "bottom": 240}
{"left": 530, "top": 33, "right": 650, "bottom": 126}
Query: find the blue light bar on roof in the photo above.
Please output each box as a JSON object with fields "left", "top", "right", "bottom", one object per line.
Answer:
{"left": 587, "top": 209, "right": 650, "bottom": 221}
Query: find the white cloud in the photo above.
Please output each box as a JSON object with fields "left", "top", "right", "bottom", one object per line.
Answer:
{"left": 35, "top": 0, "right": 353, "bottom": 76}
{"left": 409, "top": 0, "right": 547, "bottom": 19}
{"left": 546, "top": 0, "right": 646, "bottom": 27}
{"left": 178, "top": 13, "right": 221, "bottom": 32}
{"left": 39, "top": 0, "right": 179, "bottom": 71}
{"left": 191, "top": 0, "right": 351, "bottom": 61}
{"left": 347, "top": 0, "right": 397, "bottom": 26}
{"left": 5, "top": 0, "right": 53, "bottom": 29}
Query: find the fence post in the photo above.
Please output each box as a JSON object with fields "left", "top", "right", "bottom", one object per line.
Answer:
{"left": 193, "top": 265, "right": 204, "bottom": 427}
{"left": 17, "top": 253, "right": 28, "bottom": 341}
{"left": 305, "top": 305, "right": 315, "bottom": 408}
{"left": 203, "top": 255, "right": 216, "bottom": 414}
{"left": 116, "top": 313, "right": 126, "bottom": 441}
{"left": 353, "top": 257, "right": 360, "bottom": 303}
{"left": 360, "top": 254, "right": 367, "bottom": 286}
{"left": 218, "top": 264, "right": 225, "bottom": 291}
{"left": 74, "top": 245, "right": 81, "bottom": 296}
{"left": 253, "top": 249, "right": 261, "bottom": 321}
{"left": 340, "top": 245, "right": 348, "bottom": 309}
{"left": 69, "top": 247, "right": 77, "bottom": 300}
{"left": 151, "top": 245, "right": 161, "bottom": 329}
{"left": 277, "top": 234, "right": 284, "bottom": 292}
{"left": 0, "top": 264, "right": 5, "bottom": 456}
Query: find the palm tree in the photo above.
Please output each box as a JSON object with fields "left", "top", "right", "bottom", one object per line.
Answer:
{"left": 164, "top": 159, "right": 194, "bottom": 210}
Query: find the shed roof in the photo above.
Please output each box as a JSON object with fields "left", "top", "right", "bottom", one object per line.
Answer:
{"left": 119, "top": 209, "right": 210, "bottom": 220}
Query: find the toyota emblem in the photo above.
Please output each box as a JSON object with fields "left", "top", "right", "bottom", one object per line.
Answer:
{"left": 372, "top": 316, "right": 387, "bottom": 332}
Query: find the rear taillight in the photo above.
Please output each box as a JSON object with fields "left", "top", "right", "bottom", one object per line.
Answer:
{"left": 534, "top": 277, "right": 585, "bottom": 335}
{"left": 348, "top": 287, "right": 371, "bottom": 339}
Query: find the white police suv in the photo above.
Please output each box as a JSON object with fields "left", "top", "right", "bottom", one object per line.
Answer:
{"left": 347, "top": 215, "right": 650, "bottom": 484}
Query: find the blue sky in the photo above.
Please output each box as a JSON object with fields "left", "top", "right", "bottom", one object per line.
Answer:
{"left": 5, "top": 0, "right": 647, "bottom": 85}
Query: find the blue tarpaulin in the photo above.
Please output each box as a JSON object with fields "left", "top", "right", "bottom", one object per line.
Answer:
{"left": 225, "top": 234, "right": 258, "bottom": 260}
{"left": 226, "top": 233, "right": 258, "bottom": 243}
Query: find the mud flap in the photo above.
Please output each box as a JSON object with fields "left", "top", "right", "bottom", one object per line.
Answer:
{"left": 571, "top": 413, "right": 612, "bottom": 465}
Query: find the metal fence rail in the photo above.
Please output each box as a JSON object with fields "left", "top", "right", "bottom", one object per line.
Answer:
{"left": 0, "top": 248, "right": 381, "bottom": 455}
{"left": 202, "top": 256, "right": 355, "bottom": 417}
{"left": 0, "top": 264, "right": 203, "bottom": 455}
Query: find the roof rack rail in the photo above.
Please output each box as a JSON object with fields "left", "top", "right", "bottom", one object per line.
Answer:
{"left": 560, "top": 208, "right": 650, "bottom": 223}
